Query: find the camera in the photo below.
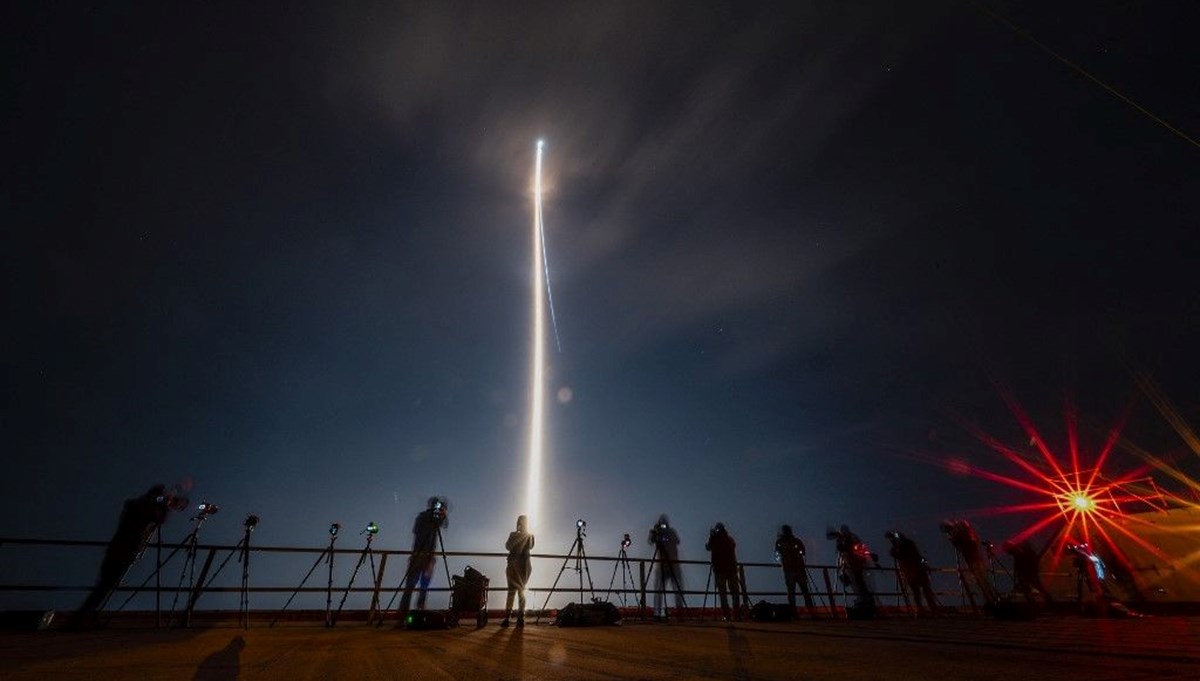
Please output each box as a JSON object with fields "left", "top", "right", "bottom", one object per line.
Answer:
{"left": 363, "top": 521, "right": 379, "bottom": 536}
{"left": 329, "top": 522, "right": 341, "bottom": 537}
{"left": 197, "top": 502, "right": 219, "bottom": 516}
{"left": 430, "top": 497, "right": 447, "bottom": 521}
{"left": 621, "top": 533, "right": 632, "bottom": 549}
{"left": 576, "top": 518, "right": 586, "bottom": 529}
{"left": 244, "top": 514, "right": 260, "bottom": 530}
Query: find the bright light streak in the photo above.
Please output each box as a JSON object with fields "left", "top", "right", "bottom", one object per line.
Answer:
{"left": 533, "top": 140, "right": 562, "bottom": 353}
{"left": 524, "top": 140, "right": 547, "bottom": 532}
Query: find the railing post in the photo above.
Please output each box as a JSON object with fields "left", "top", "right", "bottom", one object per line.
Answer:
{"left": 370, "top": 553, "right": 389, "bottom": 622}
{"left": 737, "top": 564, "right": 751, "bottom": 613}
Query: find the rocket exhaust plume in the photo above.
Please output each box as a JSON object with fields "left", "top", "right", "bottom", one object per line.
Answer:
{"left": 525, "top": 139, "right": 547, "bottom": 531}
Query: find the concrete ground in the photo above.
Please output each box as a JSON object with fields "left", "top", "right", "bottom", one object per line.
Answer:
{"left": 2, "top": 615, "right": 1198, "bottom": 680}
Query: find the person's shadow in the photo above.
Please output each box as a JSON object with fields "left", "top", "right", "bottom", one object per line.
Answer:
{"left": 192, "top": 635, "right": 245, "bottom": 681}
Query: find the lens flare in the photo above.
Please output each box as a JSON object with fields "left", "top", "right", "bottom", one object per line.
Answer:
{"left": 901, "top": 387, "right": 1181, "bottom": 575}
{"left": 1069, "top": 493, "right": 1096, "bottom": 512}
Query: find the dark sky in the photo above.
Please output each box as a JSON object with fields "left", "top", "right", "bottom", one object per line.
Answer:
{"left": 4, "top": 0, "right": 1198, "bottom": 584}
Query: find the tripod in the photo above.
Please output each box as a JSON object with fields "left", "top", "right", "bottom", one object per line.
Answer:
{"left": 537, "top": 522, "right": 595, "bottom": 624}
{"left": 605, "top": 539, "right": 636, "bottom": 607}
{"left": 188, "top": 519, "right": 256, "bottom": 628}
{"left": 377, "top": 524, "right": 452, "bottom": 626}
{"left": 108, "top": 512, "right": 212, "bottom": 625}
{"left": 332, "top": 532, "right": 377, "bottom": 626}
{"left": 271, "top": 528, "right": 338, "bottom": 628}
{"left": 643, "top": 537, "right": 687, "bottom": 620}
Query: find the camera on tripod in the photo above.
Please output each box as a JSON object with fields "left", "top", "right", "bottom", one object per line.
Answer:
{"left": 620, "top": 533, "right": 631, "bottom": 549}
{"left": 431, "top": 497, "right": 447, "bottom": 521}
{"left": 329, "top": 522, "right": 341, "bottom": 537}
{"left": 244, "top": 514, "right": 259, "bottom": 531}
{"left": 197, "top": 502, "right": 219, "bottom": 517}
{"left": 363, "top": 521, "right": 379, "bottom": 536}
{"left": 576, "top": 519, "right": 587, "bottom": 536}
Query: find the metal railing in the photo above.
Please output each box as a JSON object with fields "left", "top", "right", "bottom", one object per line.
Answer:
{"left": 0, "top": 536, "right": 1063, "bottom": 626}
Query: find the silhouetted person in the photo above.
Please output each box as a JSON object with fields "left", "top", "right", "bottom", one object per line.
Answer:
{"left": 77, "top": 483, "right": 187, "bottom": 621}
{"left": 1003, "top": 539, "right": 1054, "bottom": 607}
{"left": 399, "top": 497, "right": 448, "bottom": 614}
{"left": 940, "top": 519, "right": 998, "bottom": 607}
{"left": 828, "top": 524, "right": 875, "bottom": 610}
{"left": 501, "top": 514, "right": 534, "bottom": 628}
{"left": 648, "top": 514, "right": 685, "bottom": 617}
{"left": 705, "top": 523, "right": 741, "bottom": 621}
{"left": 774, "top": 524, "right": 815, "bottom": 614}
{"left": 886, "top": 530, "right": 939, "bottom": 616}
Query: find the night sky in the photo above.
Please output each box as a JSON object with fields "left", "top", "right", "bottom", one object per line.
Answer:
{"left": 4, "top": 1, "right": 1198, "bottom": 596}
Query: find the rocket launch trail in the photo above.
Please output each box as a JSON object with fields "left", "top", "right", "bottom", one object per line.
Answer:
{"left": 525, "top": 139, "right": 548, "bottom": 531}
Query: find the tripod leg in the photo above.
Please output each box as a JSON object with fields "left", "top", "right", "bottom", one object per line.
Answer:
{"left": 580, "top": 544, "right": 596, "bottom": 601}
{"left": 155, "top": 527, "right": 162, "bottom": 628}
{"left": 240, "top": 532, "right": 251, "bottom": 630}
{"left": 334, "top": 546, "right": 371, "bottom": 626}
{"left": 606, "top": 558, "right": 621, "bottom": 602}
{"left": 377, "top": 555, "right": 422, "bottom": 626}
{"left": 109, "top": 532, "right": 191, "bottom": 617}
{"left": 893, "top": 561, "right": 913, "bottom": 616}
{"left": 954, "top": 549, "right": 978, "bottom": 612}
{"left": 536, "top": 536, "right": 581, "bottom": 624}
{"left": 621, "top": 557, "right": 635, "bottom": 608}
{"left": 169, "top": 540, "right": 196, "bottom": 617}
{"left": 271, "top": 548, "right": 329, "bottom": 627}
{"left": 701, "top": 565, "right": 712, "bottom": 621}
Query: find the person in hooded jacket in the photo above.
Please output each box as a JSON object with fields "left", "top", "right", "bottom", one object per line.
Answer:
{"left": 501, "top": 514, "right": 534, "bottom": 628}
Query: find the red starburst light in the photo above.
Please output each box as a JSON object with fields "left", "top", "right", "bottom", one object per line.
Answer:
{"left": 924, "top": 385, "right": 1173, "bottom": 570}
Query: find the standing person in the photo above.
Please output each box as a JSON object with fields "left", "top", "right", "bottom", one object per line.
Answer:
{"left": 77, "top": 483, "right": 189, "bottom": 622}
{"left": 940, "top": 519, "right": 998, "bottom": 608}
{"left": 501, "top": 514, "right": 534, "bottom": 628}
{"left": 828, "top": 524, "right": 875, "bottom": 612}
{"left": 1003, "top": 539, "right": 1054, "bottom": 607}
{"left": 399, "top": 497, "right": 448, "bottom": 614}
{"left": 774, "top": 525, "right": 815, "bottom": 615}
{"left": 705, "top": 523, "right": 741, "bottom": 621}
{"left": 886, "top": 530, "right": 939, "bottom": 616}
{"left": 647, "top": 514, "right": 685, "bottom": 618}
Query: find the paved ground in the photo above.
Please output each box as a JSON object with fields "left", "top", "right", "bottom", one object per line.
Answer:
{"left": 3, "top": 615, "right": 1198, "bottom": 680}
